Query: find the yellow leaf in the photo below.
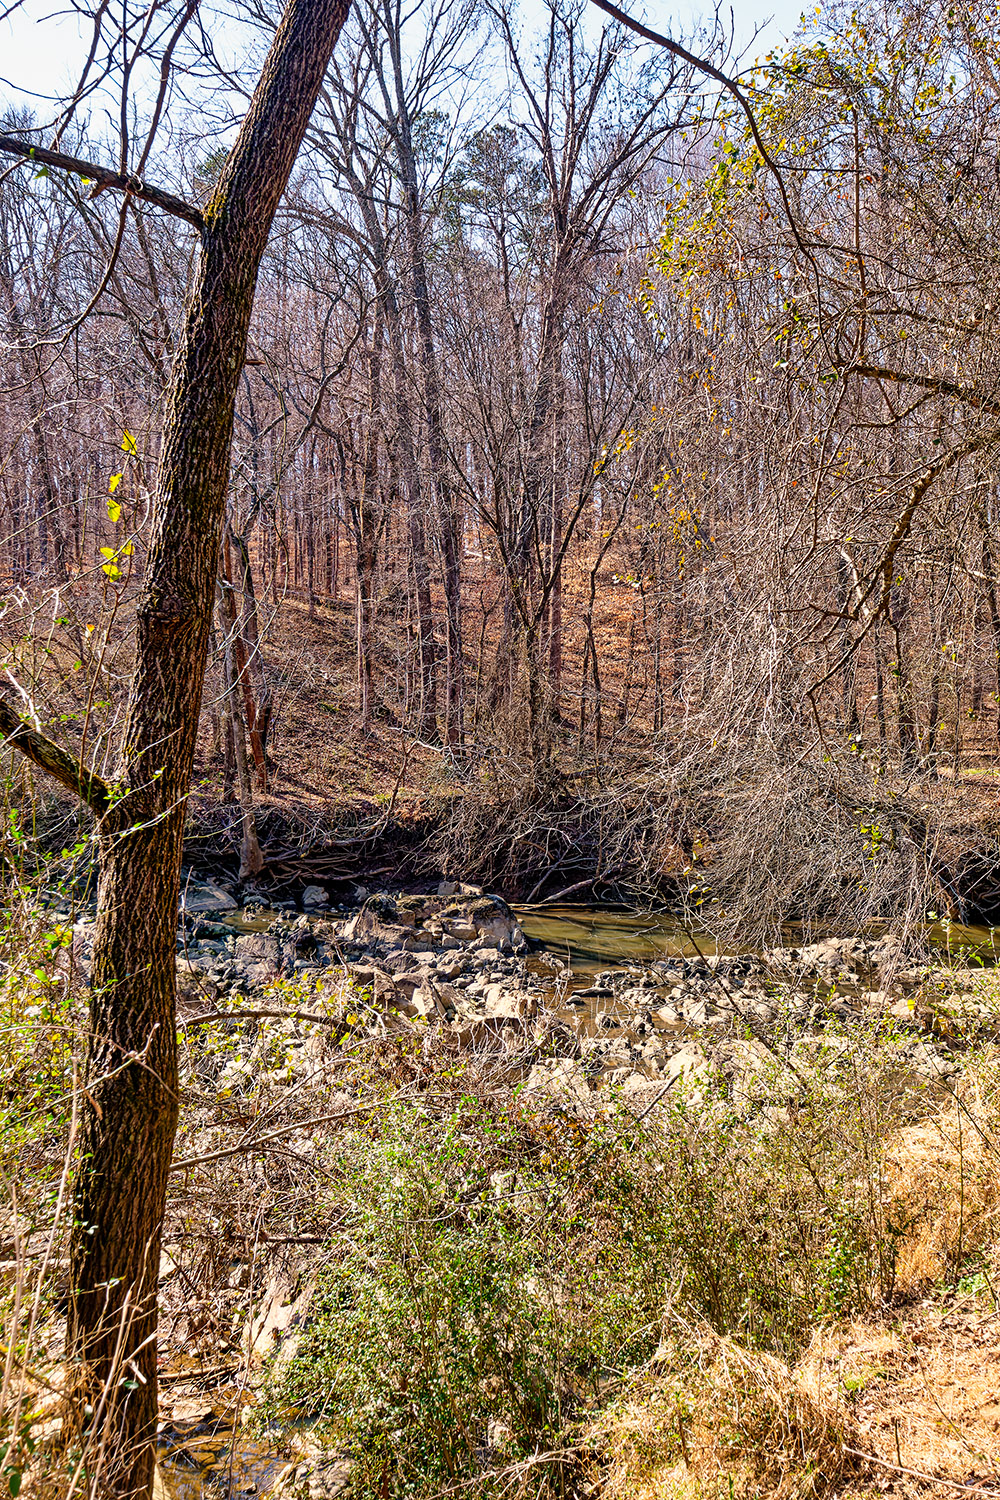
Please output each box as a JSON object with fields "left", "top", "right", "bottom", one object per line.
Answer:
{"left": 107, "top": 498, "right": 121, "bottom": 523}
{"left": 121, "top": 431, "right": 137, "bottom": 455}
{"left": 99, "top": 546, "right": 116, "bottom": 559}
{"left": 109, "top": 472, "right": 123, "bottom": 493}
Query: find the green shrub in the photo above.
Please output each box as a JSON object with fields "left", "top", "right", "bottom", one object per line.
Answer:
{"left": 273, "top": 1036, "right": 920, "bottom": 1498}
{"left": 277, "top": 1097, "right": 673, "bottom": 1497}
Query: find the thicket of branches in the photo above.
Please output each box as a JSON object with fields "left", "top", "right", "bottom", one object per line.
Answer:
{"left": 4, "top": 0, "right": 1000, "bottom": 918}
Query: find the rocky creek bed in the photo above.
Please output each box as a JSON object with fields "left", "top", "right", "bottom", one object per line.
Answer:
{"left": 75, "top": 876, "right": 994, "bottom": 1112}
{"left": 121, "top": 881, "right": 1000, "bottom": 1499}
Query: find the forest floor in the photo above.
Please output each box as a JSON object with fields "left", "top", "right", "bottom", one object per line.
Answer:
{"left": 14, "top": 575, "right": 1000, "bottom": 911}
{"left": 192, "top": 591, "right": 1000, "bottom": 811}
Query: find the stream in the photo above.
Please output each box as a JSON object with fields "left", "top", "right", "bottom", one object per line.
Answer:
{"left": 516, "top": 904, "right": 999, "bottom": 973}
{"left": 156, "top": 897, "right": 999, "bottom": 1497}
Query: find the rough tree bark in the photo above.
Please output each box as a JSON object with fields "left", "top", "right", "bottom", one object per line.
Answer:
{"left": 218, "top": 582, "right": 266, "bottom": 877}
{"left": 0, "top": 1, "right": 350, "bottom": 1494}
{"left": 354, "top": 332, "right": 382, "bottom": 731}
{"left": 223, "top": 528, "right": 272, "bottom": 791}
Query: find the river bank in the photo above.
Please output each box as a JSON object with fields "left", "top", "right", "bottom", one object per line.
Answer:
{"left": 143, "top": 883, "right": 1000, "bottom": 1499}
{"left": 16, "top": 879, "right": 1000, "bottom": 1500}
{"left": 177, "top": 754, "right": 1000, "bottom": 938}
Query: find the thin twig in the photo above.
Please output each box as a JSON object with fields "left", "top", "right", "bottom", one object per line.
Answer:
{"left": 169, "top": 1100, "right": 384, "bottom": 1173}
{"left": 843, "top": 1446, "right": 1000, "bottom": 1496}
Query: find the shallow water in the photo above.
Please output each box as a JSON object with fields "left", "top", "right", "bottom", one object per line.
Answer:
{"left": 515, "top": 903, "right": 722, "bottom": 972}
{"left": 516, "top": 904, "right": 1000, "bottom": 974}
{"left": 156, "top": 1433, "right": 286, "bottom": 1498}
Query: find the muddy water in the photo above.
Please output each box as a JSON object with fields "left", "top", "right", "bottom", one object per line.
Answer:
{"left": 515, "top": 904, "right": 722, "bottom": 972}
{"left": 517, "top": 904, "right": 1000, "bottom": 973}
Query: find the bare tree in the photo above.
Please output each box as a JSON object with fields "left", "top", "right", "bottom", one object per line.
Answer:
{"left": 0, "top": 0, "right": 351, "bottom": 1491}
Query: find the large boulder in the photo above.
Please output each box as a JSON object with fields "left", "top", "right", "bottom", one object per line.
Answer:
{"left": 180, "top": 880, "right": 237, "bottom": 913}
{"left": 442, "top": 894, "right": 524, "bottom": 950}
{"left": 234, "top": 932, "right": 284, "bottom": 983}
{"left": 342, "top": 894, "right": 416, "bottom": 947}
{"left": 342, "top": 890, "right": 526, "bottom": 954}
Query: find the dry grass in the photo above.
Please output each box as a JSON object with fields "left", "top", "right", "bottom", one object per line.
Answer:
{"left": 886, "top": 1065, "right": 1000, "bottom": 1296}
{"left": 799, "top": 1307, "right": 1000, "bottom": 1498}
{"left": 592, "top": 1304, "right": 1000, "bottom": 1500}
{"left": 590, "top": 1317, "right": 860, "bottom": 1500}
{"left": 588, "top": 1066, "right": 1000, "bottom": 1500}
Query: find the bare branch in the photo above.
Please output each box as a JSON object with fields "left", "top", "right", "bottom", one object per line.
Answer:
{"left": 0, "top": 134, "right": 206, "bottom": 230}
{"left": 845, "top": 363, "right": 1000, "bottom": 416}
{"left": 587, "top": 0, "right": 814, "bottom": 263}
{"left": 0, "top": 693, "right": 113, "bottom": 814}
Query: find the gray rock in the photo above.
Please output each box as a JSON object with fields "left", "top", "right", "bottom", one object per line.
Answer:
{"left": 650, "top": 1006, "right": 685, "bottom": 1033}
{"left": 342, "top": 896, "right": 416, "bottom": 944}
{"left": 180, "top": 881, "right": 237, "bottom": 913}
{"left": 436, "top": 958, "right": 467, "bottom": 980}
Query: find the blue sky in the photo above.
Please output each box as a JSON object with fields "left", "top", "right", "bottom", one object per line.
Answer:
{"left": 1, "top": 0, "right": 809, "bottom": 120}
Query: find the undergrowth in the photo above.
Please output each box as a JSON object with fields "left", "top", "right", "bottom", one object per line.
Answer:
{"left": 267, "top": 1022, "right": 1000, "bottom": 1500}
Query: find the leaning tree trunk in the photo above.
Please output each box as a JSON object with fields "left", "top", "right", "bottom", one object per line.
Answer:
{"left": 66, "top": 1, "right": 350, "bottom": 1494}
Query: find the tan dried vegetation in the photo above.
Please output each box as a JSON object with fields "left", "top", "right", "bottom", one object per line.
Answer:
{"left": 591, "top": 1078, "right": 1000, "bottom": 1500}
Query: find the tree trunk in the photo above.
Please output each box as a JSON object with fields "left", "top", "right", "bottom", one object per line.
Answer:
{"left": 979, "top": 524, "right": 1000, "bottom": 752}
{"left": 891, "top": 590, "right": 919, "bottom": 772}
{"left": 354, "top": 334, "right": 381, "bottom": 732}
{"left": 66, "top": 2, "right": 351, "bottom": 1494}
{"left": 547, "top": 470, "right": 563, "bottom": 713}
{"left": 219, "top": 585, "right": 265, "bottom": 878}
{"left": 397, "top": 140, "right": 463, "bottom": 747}
{"left": 873, "top": 621, "right": 888, "bottom": 770}
{"left": 381, "top": 277, "right": 437, "bottom": 738}
{"left": 223, "top": 530, "right": 272, "bottom": 791}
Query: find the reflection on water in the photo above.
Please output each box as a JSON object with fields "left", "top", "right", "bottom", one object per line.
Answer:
{"left": 516, "top": 904, "right": 1000, "bottom": 974}
{"left": 929, "top": 920, "right": 1000, "bottom": 961}
{"left": 515, "top": 904, "right": 720, "bottom": 972}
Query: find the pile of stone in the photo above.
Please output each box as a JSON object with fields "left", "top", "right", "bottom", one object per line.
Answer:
{"left": 60, "top": 878, "right": 995, "bottom": 1112}
{"left": 174, "top": 886, "right": 562, "bottom": 1036}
